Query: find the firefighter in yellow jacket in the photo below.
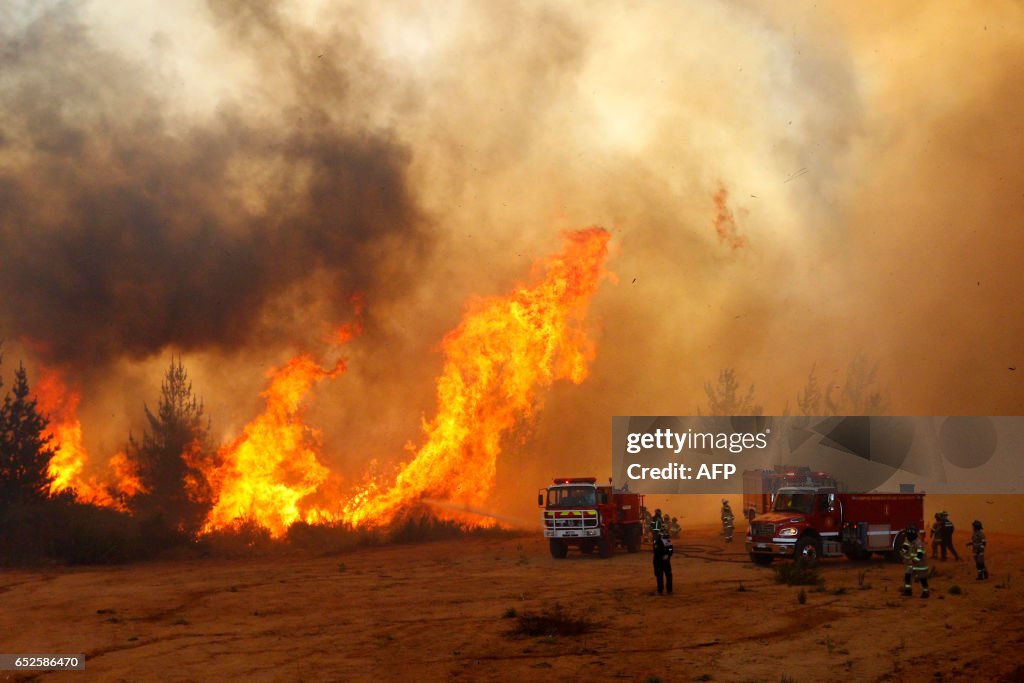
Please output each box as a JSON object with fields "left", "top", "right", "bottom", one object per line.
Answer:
{"left": 900, "top": 525, "right": 930, "bottom": 598}
{"left": 966, "top": 519, "right": 988, "bottom": 580}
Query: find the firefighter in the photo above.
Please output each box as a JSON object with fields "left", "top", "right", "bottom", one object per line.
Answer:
{"left": 641, "top": 507, "right": 652, "bottom": 544}
{"left": 939, "top": 511, "right": 961, "bottom": 561}
{"left": 930, "top": 512, "right": 943, "bottom": 560}
{"left": 966, "top": 519, "right": 988, "bottom": 580}
{"left": 653, "top": 531, "right": 674, "bottom": 595}
{"left": 720, "top": 499, "right": 735, "bottom": 543}
{"left": 651, "top": 508, "right": 664, "bottom": 536}
{"left": 670, "top": 516, "right": 681, "bottom": 539}
{"left": 900, "top": 525, "right": 930, "bottom": 598}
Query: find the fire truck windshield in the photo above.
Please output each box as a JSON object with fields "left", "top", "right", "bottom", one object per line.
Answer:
{"left": 772, "top": 491, "right": 816, "bottom": 515}
{"left": 548, "top": 486, "right": 597, "bottom": 507}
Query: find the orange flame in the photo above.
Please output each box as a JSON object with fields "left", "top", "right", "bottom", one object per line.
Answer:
{"left": 33, "top": 367, "right": 120, "bottom": 505}
{"left": 342, "top": 227, "right": 612, "bottom": 527}
{"left": 108, "top": 451, "right": 145, "bottom": 499}
{"left": 201, "top": 354, "right": 347, "bottom": 537}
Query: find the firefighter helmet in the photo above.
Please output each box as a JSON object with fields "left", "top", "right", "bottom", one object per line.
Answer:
{"left": 972, "top": 519, "right": 983, "bottom": 530}
{"left": 905, "top": 525, "right": 918, "bottom": 541}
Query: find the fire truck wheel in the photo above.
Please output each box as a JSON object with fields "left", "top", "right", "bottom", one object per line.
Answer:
{"left": 750, "top": 553, "right": 774, "bottom": 567}
{"left": 598, "top": 536, "right": 614, "bottom": 558}
{"left": 795, "top": 537, "right": 822, "bottom": 566}
{"left": 580, "top": 541, "right": 595, "bottom": 554}
{"left": 886, "top": 531, "right": 907, "bottom": 562}
{"left": 625, "top": 526, "right": 641, "bottom": 553}
{"left": 549, "top": 540, "right": 568, "bottom": 559}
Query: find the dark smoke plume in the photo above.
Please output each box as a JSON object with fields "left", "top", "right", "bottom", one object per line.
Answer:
{"left": 0, "top": 2, "right": 424, "bottom": 368}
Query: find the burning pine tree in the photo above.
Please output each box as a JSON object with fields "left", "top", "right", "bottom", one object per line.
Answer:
{"left": 127, "top": 358, "right": 216, "bottom": 537}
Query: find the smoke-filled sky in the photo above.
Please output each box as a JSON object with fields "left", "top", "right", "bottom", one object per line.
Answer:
{"left": 1, "top": 1, "right": 1022, "bottom": 522}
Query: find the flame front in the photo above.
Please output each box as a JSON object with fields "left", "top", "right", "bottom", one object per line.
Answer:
{"left": 33, "top": 367, "right": 123, "bottom": 506}
{"left": 201, "top": 354, "right": 346, "bottom": 537}
{"left": 342, "top": 227, "right": 612, "bottom": 527}
{"left": 23, "top": 230, "right": 611, "bottom": 537}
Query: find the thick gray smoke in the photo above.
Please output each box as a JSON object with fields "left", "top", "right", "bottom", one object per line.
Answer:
{"left": 0, "top": 2, "right": 424, "bottom": 368}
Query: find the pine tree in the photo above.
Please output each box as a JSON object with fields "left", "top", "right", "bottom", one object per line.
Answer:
{"left": 128, "top": 358, "right": 215, "bottom": 536}
{"left": 702, "top": 368, "right": 763, "bottom": 415}
{"left": 0, "top": 363, "right": 55, "bottom": 506}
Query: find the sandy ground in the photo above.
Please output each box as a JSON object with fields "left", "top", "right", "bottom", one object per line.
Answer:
{"left": 1, "top": 527, "right": 1022, "bottom": 683}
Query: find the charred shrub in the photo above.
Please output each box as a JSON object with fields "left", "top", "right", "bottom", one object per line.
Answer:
{"left": 53, "top": 501, "right": 146, "bottom": 564}
{"left": 0, "top": 498, "right": 146, "bottom": 565}
{"left": 774, "top": 559, "right": 823, "bottom": 587}
{"left": 199, "top": 517, "right": 274, "bottom": 557}
{"left": 509, "top": 602, "right": 596, "bottom": 638}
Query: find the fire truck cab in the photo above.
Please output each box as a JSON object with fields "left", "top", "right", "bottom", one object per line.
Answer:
{"left": 539, "top": 477, "right": 644, "bottom": 559}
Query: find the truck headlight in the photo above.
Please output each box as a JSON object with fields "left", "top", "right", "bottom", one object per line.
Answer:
{"left": 778, "top": 527, "right": 798, "bottom": 537}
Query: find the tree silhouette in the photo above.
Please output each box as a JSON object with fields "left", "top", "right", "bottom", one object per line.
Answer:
{"left": 795, "top": 364, "right": 823, "bottom": 415}
{"left": 702, "top": 368, "right": 763, "bottom": 415}
{"left": 823, "top": 355, "right": 887, "bottom": 415}
{"left": 127, "top": 358, "right": 215, "bottom": 536}
{"left": 705, "top": 357, "right": 888, "bottom": 416}
{"left": 0, "top": 362, "right": 55, "bottom": 506}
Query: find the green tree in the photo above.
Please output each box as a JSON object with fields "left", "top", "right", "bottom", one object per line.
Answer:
{"left": 0, "top": 362, "right": 55, "bottom": 506}
{"left": 127, "top": 358, "right": 215, "bottom": 537}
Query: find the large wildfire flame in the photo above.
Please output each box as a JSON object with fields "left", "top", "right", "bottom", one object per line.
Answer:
{"left": 34, "top": 367, "right": 123, "bottom": 506}
{"left": 25, "top": 228, "right": 611, "bottom": 536}
{"left": 201, "top": 354, "right": 348, "bottom": 537}
{"left": 342, "top": 227, "right": 612, "bottom": 527}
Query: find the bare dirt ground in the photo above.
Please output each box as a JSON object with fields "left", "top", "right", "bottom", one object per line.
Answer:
{"left": 2, "top": 526, "right": 1022, "bottom": 683}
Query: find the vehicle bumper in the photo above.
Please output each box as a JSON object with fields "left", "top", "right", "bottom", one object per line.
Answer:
{"left": 545, "top": 529, "right": 602, "bottom": 539}
{"left": 746, "top": 540, "right": 795, "bottom": 556}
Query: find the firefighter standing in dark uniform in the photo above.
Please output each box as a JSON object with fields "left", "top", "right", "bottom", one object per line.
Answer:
{"left": 966, "top": 519, "right": 988, "bottom": 580}
{"left": 939, "top": 511, "right": 961, "bottom": 561}
{"left": 721, "top": 499, "right": 735, "bottom": 542}
{"left": 650, "top": 508, "right": 664, "bottom": 539}
{"left": 930, "top": 513, "right": 943, "bottom": 560}
{"left": 653, "top": 531, "right": 674, "bottom": 595}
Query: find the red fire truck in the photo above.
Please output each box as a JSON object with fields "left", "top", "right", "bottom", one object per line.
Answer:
{"left": 745, "top": 482, "right": 924, "bottom": 566}
{"left": 538, "top": 478, "right": 645, "bottom": 558}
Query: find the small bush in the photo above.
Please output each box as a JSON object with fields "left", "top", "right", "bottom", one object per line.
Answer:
{"left": 775, "top": 559, "right": 822, "bottom": 587}
{"left": 0, "top": 498, "right": 152, "bottom": 565}
{"left": 948, "top": 585, "right": 962, "bottom": 595}
{"left": 201, "top": 518, "right": 274, "bottom": 557}
{"left": 510, "top": 603, "right": 595, "bottom": 638}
